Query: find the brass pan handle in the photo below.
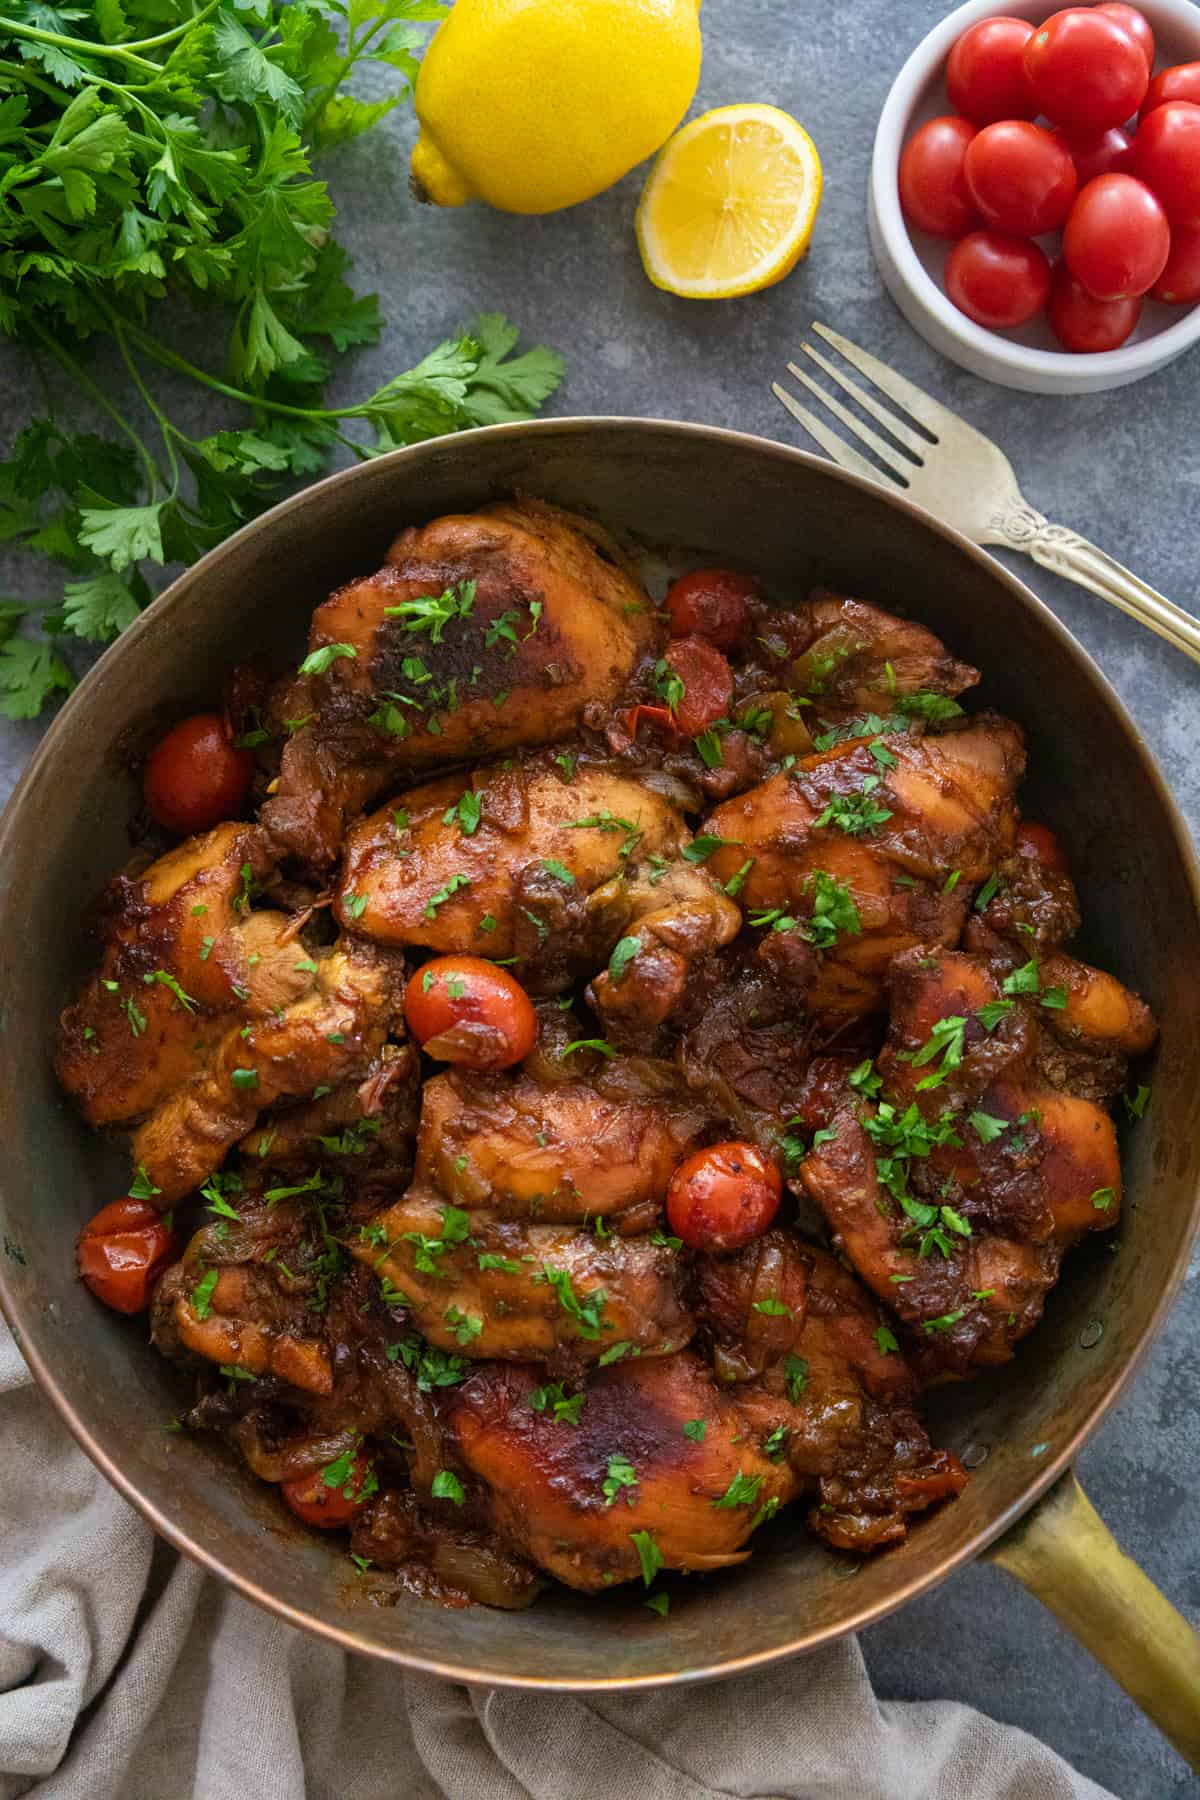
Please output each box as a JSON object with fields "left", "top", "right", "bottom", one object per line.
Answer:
{"left": 985, "top": 1470, "right": 1200, "bottom": 1773}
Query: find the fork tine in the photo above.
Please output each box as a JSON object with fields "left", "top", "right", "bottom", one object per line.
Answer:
{"left": 771, "top": 383, "right": 895, "bottom": 488}
{"left": 798, "top": 342, "right": 929, "bottom": 460}
{"left": 811, "top": 322, "right": 956, "bottom": 440}
{"left": 784, "top": 362, "right": 916, "bottom": 482}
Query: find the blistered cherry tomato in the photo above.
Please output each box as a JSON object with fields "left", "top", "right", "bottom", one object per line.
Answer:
{"left": 281, "top": 1452, "right": 375, "bottom": 1529}
{"left": 945, "top": 230, "right": 1052, "bottom": 328}
{"left": 1016, "top": 821, "right": 1069, "bottom": 871}
{"left": 77, "top": 1198, "right": 177, "bottom": 1315}
{"left": 666, "top": 568, "right": 758, "bottom": 648}
{"left": 1024, "top": 9, "right": 1149, "bottom": 132}
{"left": 143, "top": 713, "right": 254, "bottom": 836}
{"left": 1063, "top": 175, "right": 1170, "bottom": 300}
{"left": 1141, "top": 61, "right": 1200, "bottom": 120}
{"left": 1096, "top": 3, "right": 1155, "bottom": 71}
{"left": 946, "top": 16, "right": 1037, "bottom": 124}
{"left": 405, "top": 955, "right": 537, "bottom": 1070}
{"left": 662, "top": 635, "right": 734, "bottom": 737}
{"left": 1151, "top": 223, "right": 1200, "bottom": 302}
{"left": 666, "top": 1141, "right": 782, "bottom": 1252}
{"left": 1051, "top": 125, "right": 1133, "bottom": 187}
{"left": 964, "top": 121, "right": 1078, "bottom": 237}
{"left": 899, "top": 116, "right": 979, "bottom": 238}
{"left": 1134, "top": 101, "right": 1200, "bottom": 227}
{"left": 1046, "top": 260, "right": 1143, "bottom": 351}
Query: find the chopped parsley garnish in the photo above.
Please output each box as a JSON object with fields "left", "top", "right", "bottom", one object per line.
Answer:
{"left": 907, "top": 1014, "right": 967, "bottom": 1091}
{"left": 630, "top": 1529, "right": 664, "bottom": 1587}
{"left": 602, "top": 1455, "right": 639, "bottom": 1507}
{"left": 683, "top": 1420, "right": 707, "bottom": 1443}
{"left": 682, "top": 834, "right": 742, "bottom": 863}
{"left": 540, "top": 1266, "right": 606, "bottom": 1339}
{"left": 230, "top": 1068, "right": 258, "bottom": 1091}
{"left": 128, "top": 1164, "right": 161, "bottom": 1201}
{"left": 528, "top": 1382, "right": 586, "bottom": 1425}
{"left": 752, "top": 1295, "right": 791, "bottom": 1317}
{"left": 1124, "top": 1084, "right": 1151, "bottom": 1119}
{"left": 560, "top": 1038, "right": 616, "bottom": 1061}
{"left": 431, "top": 1470, "right": 466, "bottom": 1506}
{"left": 653, "top": 659, "right": 685, "bottom": 713}
{"left": 598, "top": 1340, "right": 638, "bottom": 1366}
{"left": 444, "top": 1306, "right": 483, "bottom": 1346}
{"left": 394, "top": 1336, "right": 470, "bottom": 1391}
{"left": 478, "top": 1253, "right": 523, "bottom": 1275}
{"left": 299, "top": 642, "right": 356, "bottom": 677}
{"left": 764, "top": 1425, "right": 789, "bottom": 1459}
{"left": 783, "top": 1354, "right": 809, "bottom": 1403}
{"left": 897, "top": 690, "right": 965, "bottom": 723}
{"left": 554, "top": 752, "right": 577, "bottom": 782}
{"left": 943, "top": 869, "right": 962, "bottom": 893}
{"left": 969, "top": 1111, "right": 1008, "bottom": 1144}
{"left": 384, "top": 581, "right": 477, "bottom": 644}
{"left": 191, "top": 1268, "right": 218, "bottom": 1321}
{"left": 540, "top": 858, "right": 575, "bottom": 885}
{"left": 694, "top": 728, "right": 725, "bottom": 768}
{"left": 874, "top": 1325, "right": 900, "bottom": 1355}
{"left": 922, "top": 1309, "right": 966, "bottom": 1334}
{"left": 142, "top": 969, "right": 197, "bottom": 1012}
{"left": 976, "top": 998, "right": 1014, "bottom": 1030}
{"left": 974, "top": 871, "right": 1001, "bottom": 912}
{"left": 869, "top": 738, "right": 898, "bottom": 770}
{"left": 608, "top": 936, "right": 642, "bottom": 984}
{"left": 712, "top": 1470, "right": 764, "bottom": 1510}
{"left": 849, "top": 1058, "right": 882, "bottom": 1097}
{"left": 424, "top": 873, "right": 471, "bottom": 920}
{"left": 344, "top": 893, "right": 368, "bottom": 921}
{"left": 1091, "top": 1187, "right": 1115, "bottom": 1210}
{"left": 802, "top": 869, "right": 862, "bottom": 949}
{"left": 445, "top": 790, "right": 482, "bottom": 836}
{"left": 724, "top": 859, "right": 754, "bottom": 898}
{"left": 644, "top": 1593, "right": 670, "bottom": 1617}
{"left": 814, "top": 774, "right": 893, "bottom": 836}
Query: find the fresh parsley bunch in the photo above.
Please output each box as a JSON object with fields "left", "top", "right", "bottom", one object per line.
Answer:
{"left": 0, "top": 1, "right": 564, "bottom": 717}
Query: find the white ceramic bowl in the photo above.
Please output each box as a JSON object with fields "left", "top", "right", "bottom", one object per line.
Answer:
{"left": 869, "top": 0, "right": 1200, "bottom": 393}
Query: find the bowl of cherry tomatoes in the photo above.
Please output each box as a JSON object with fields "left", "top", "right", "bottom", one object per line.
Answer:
{"left": 870, "top": 0, "right": 1200, "bottom": 391}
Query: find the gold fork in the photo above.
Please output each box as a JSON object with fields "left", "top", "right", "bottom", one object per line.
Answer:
{"left": 772, "top": 323, "right": 1200, "bottom": 667}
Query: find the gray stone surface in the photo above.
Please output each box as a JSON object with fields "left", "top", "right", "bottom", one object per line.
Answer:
{"left": 1, "top": 1, "right": 1197, "bottom": 1793}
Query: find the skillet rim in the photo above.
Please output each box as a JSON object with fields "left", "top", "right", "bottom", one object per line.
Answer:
{"left": 2, "top": 414, "right": 1197, "bottom": 1689}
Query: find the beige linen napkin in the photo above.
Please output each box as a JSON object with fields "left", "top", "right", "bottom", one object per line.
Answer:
{"left": 0, "top": 1323, "right": 1112, "bottom": 1800}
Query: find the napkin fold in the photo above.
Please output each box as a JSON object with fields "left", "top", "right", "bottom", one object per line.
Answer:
{"left": 0, "top": 1323, "right": 1111, "bottom": 1800}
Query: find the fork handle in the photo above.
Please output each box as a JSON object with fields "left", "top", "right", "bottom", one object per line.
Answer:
{"left": 992, "top": 500, "right": 1200, "bottom": 666}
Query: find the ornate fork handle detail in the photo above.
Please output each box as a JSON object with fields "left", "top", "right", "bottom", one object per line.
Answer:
{"left": 990, "top": 494, "right": 1200, "bottom": 667}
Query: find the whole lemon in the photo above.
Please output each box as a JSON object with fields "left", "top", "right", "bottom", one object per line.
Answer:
{"left": 411, "top": 0, "right": 703, "bottom": 215}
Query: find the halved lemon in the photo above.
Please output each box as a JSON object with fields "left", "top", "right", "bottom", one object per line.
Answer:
{"left": 636, "top": 103, "right": 823, "bottom": 300}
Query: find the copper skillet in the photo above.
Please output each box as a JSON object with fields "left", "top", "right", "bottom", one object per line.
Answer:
{"left": 1, "top": 419, "right": 1197, "bottom": 1763}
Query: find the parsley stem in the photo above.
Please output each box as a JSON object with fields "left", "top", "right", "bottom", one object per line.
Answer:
{"left": 302, "top": 18, "right": 393, "bottom": 128}
{"left": 123, "top": 324, "right": 344, "bottom": 422}
{"left": 0, "top": 18, "right": 163, "bottom": 75}
{"left": 30, "top": 322, "right": 160, "bottom": 496}
{"left": 117, "top": 3, "right": 221, "bottom": 53}
{"left": 0, "top": 58, "right": 69, "bottom": 104}
{"left": 104, "top": 311, "right": 180, "bottom": 497}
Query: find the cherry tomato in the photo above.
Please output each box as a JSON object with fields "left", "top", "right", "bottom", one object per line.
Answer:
{"left": 405, "top": 955, "right": 537, "bottom": 1070}
{"left": 281, "top": 1451, "right": 375, "bottom": 1529}
{"left": 1063, "top": 174, "right": 1171, "bottom": 299}
{"left": 666, "top": 568, "right": 758, "bottom": 648}
{"left": 1016, "top": 821, "right": 1069, "bottom": 871}
{"left": 1095, "top": 3, "right": 1154, "bottom": 71}
{"left": 622, "top": 703, "right": 677, "bottom": 739}
{"left": 1024, "top": 8, "right": 1149, "bottom": 132}
{"left": 946, "top": 17, "right": 1038, "bottom": 124}
{"left": 77, "top": 1198, "right": 178, "bottom": 1315}
{"left": 1151, "top": 222, "right": 1200, "bottom": 302}
{"left": 1051, "top": 125, "right": 1133, "bottom": 187}
{"left": 662, "top": 635, "right": 734, "bottom": 737}
{"left": 964, "top": 121, "right": 1078, "bottom": 237}
{"left": 1141, "top": 61, "right": 1200, "bottom": 120}
{"left": 945, "top": 230, "right": 1052, "bottom": 328}
{"left": 1134, "top": 101, "right": 1200, "bottom": 227}
{"left": 665, "top": 1141, "right": 782, "bottom": 1252}
{"left": 1046, "top": 259, "right": 1143, "bottom": 350}
{"left": 899, "top": 116, "right": 979, "bottom": 238}
{"left": 144, "top": 713, "right": 254, "bottom": 837}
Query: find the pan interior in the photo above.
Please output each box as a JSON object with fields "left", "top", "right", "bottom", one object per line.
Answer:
{"left": 2, "top": 420, "right": 1197, "bottom": 1686}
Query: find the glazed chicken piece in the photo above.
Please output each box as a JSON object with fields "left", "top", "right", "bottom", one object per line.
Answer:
{"left": 336, "top": 750, "right": 689, "bottom": 979}
{"left": 447, "top": 1351, "right": 796, "bottom": 1592}
{"left": 800, "top": 944, "right": 1138, "bottom": 1376}
{"left": 412, "top": 1057, "right": 714, "bottom": 1230}
{"left": 742, "top": 589, "right": 980, "bottom": 717}
{"left": 702, "top": 716, "right": 1025, "bottom": 1019}
{"left": 237, "top": 1043, "right": 420, "bottom": 1185}
{"left": 153, "top": 1199, "right": 342, "bottom": 1396}
{"left": 353, "top": 1187, "right": 691, "bottom": 1366}
{"left": 262, "top": 502, "right": 658, "bottom": 867}
{"left": 56, "top": 822, "right": 281, "bottom": 1127}
{"left": 693, "top": 1236, "right": 967, "bottom": 1552}
{"left": 132, "top": 935, "right": 406, "bottom": 1204}
{"left": 584, "top": 857, "right": 743, "bottom": 1038}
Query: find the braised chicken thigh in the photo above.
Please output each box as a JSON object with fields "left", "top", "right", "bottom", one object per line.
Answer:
{"left": 60, "top": 513, "right": 1155, "bottom": 1613}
